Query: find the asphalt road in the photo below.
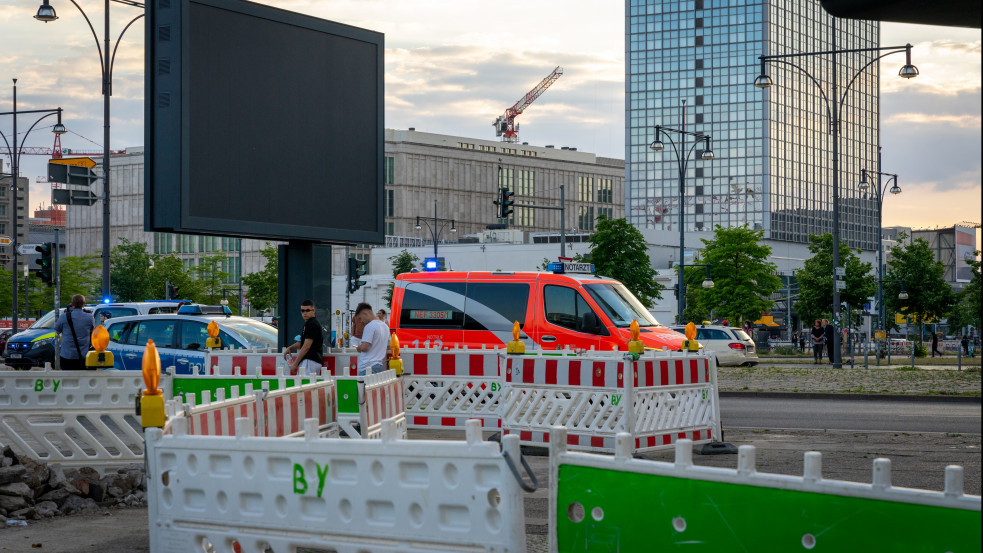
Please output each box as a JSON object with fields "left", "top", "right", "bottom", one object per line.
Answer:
{"left": 721, "top": 396, "right": 982, "bottom": 434}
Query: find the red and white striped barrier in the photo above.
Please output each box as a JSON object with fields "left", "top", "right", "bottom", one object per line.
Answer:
{"left": 322, "top": 348, "right": 360, "bottom": 376}
{"left": 205, "top": 350, "right": 289, "bottom": 376}
{"left": 358, "top": 370, "right": 406, "bottom": 439}
{"left": 165, "top": 379, "right": 338, "bottom": 439}
{"left": 401, "top": 346, "right": 505, "bottom": 431}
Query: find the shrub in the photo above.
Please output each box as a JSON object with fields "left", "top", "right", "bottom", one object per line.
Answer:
{"left": 772, "top": 345, "right": 800, "bottom": 356}
{"left": 913, "top": 343, "right": 928, "bottom": 358}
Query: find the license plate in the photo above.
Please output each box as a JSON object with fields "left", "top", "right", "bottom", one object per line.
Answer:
{"left": 9, "top": 354, "right": 22, "bottom": 358}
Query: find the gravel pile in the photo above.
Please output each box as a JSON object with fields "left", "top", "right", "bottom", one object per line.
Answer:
{"left": 0, "top": 445, "right": 146, "bottom": 524}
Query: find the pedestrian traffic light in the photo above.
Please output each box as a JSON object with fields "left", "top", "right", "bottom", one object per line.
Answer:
{"left": 35, "top": 242, "right": 54, "bottom": 286}
{"left": 348, "top": 256, "right": 367, "bottom": 293}
{"left": 497, "top": 188, "right": 515, "bottom": 219}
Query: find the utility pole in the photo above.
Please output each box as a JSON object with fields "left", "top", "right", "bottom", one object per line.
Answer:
{"left": 53, "top": 228, "right": 60, "bottom": 314}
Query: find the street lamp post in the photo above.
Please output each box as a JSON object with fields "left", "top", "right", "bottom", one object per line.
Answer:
{"left": 650, "top": 100, "right": 714, "bottom": 324}
{"left": 0, "top": 79, "right": 66, "bottom": 333}
{"left": 882, "top": 278, "right": 909, "bottom": 365}
{"left": 754, "top": 24, "right": 917, "bottom": 367}
{"left": 35, "top": 0, "right": 145, "bottom": 301}
{"left": 859, "top": 167, "right": 901, "bottom": 365}
{"left": 415, "top": 200, "right": 456, "bottom": 261}
{"left": 681, "top": 263, "right": 715, "bottom": 321}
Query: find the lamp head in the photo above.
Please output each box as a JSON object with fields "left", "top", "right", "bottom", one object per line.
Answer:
{"left": 700, "top": 137, "right": 714, "bottom": 160}
{"left": 34, "top": 0, "right": 58, "bottom": 22}
{"left": 450, "top": 221, "right": 457, "bottom": 233}
{"left": 753, "top": 74, "right": 773, "bottom": 89}
{"left": 702, "top": 278, "right": 715, "bottom": 289}
{"left": 858, "top": 173, "right": 869, "bottom": 191}
{"left": 889, "top": 183, "right": 902, "bottom": 195}
{"left": 414, "top": 216, "right": 421, "bottom": 230}
{"left": 898, "top": 290, "right": 909, "bottom": 301}
{"left": 649, "top": 139, "right": 664, "bottom": 151}
{"left": 51, "top": 122, "right": 67, "bottom": 135}
{"left": 898, "top": 64, "right": 919, "bottom": 79}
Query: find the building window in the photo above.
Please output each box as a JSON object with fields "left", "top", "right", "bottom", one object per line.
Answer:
{"left": 520, "top": 150, "right": 537, "bottom": 157}
{"left": 457, "top": 142, "right": 475, "bottom": 150}
{"left": 0, "top": 205, "right": 5, "bottom": 215}
{"left": 578, "top": 176, "right": 594, "bottom": 202}
{"left": 478, "top": 145, "right": 497, "bottom": 152}
{"left": 515, "top": 206, "right": 534, "bottom": 227}
{"left": 578, "top": 206, "right": 595, "bottom": 231}
{"left": 386, "top": 222, "right": 395, "bottom": 235}
{"left": 516, "top": 170, "right": 535, "bottom": 197}
{"left": 502, "top": 147, "right": 517, "bottom": 155}
{"left": 384, "top": 156, "right": 395, "bottom": 185}
{"left": 598, "top": 179, "right": 613, "bottom": 203}
{"left": 499, "top": 168, "right": 514, "bottom": 189}
{"left": 385, "top": 189, "right": 394, "bottom": 217}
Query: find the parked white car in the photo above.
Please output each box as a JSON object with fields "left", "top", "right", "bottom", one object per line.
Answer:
{"left": 671, "top": 324, "right": 759, "bottom": 367}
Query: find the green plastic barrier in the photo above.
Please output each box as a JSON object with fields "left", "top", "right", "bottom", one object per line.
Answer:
{"left": 555, "top": 464, "right": 980, "bottom": 552}
{"left": 171, "top": 377, "right": 316, "bottom": 402}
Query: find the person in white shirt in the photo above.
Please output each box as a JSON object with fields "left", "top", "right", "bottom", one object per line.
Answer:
{"left": 354, "top": 302, "right": 390, "bottom": 375}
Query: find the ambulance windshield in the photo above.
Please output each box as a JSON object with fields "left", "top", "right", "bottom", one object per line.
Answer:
{"left": 584, "top": 283, "right": 661, "bottom": 328}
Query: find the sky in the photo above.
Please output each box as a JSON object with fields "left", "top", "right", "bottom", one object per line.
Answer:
{"left": 1, "top": 0, "right": 980, "bottom": 244}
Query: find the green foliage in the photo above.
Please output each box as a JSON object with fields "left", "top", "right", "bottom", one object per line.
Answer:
{"left": 109, "top": 238, "right": 154, "bottom": 302}
{"left": 581, "top": 215, "right": 662, "bottom": 308}
{"left": 772, "top": 345, "right": 800, "bottom": 356}
{"left": 242, "top": 244, "right": 279, "bottom": 314}
{"left": 795, "top": 234, "right": 877, "bottom": 326}
{"left": 884, "top": 237, "right": 955, "bottom": 333}
{"left": 0, "top": 256, "right": 102, "bottom": 318}
{"left": 381, "top": 250, "right": 420, "bottom": 308}
{"left": 682, "top": 226, "right": 781, "bottom": 326}
{"left": 195, "top": 253, "right": 233, "bottom": 305}
{"left": 913, "top": 343, "right": 928, "bottom": 358}
{"left": 947, "top": 252, "right": 981, "bottom": 331}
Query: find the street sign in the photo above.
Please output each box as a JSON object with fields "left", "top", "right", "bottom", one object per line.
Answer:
{"left": 48, "top": 162, "right": 98, "bottom": 186}
{"left": 834, "top": 267, "right": 846, "bottom": 277}
{"left": 48, "top": 157, "right": 97, "bottom": 169}
{"left": 17, "top": 243, "right": 42, "bottom": 255}
{"left": 874, "top": 330, "right": 887, "bottom": 339}
{"left": 0, "top": 236, "right": 10, "bottom": 246}
{"left": 52, "top": 189, "right": 99, "bottom": 206}
{"left": 835, "top": 280, "right": 847, "bottom": 290}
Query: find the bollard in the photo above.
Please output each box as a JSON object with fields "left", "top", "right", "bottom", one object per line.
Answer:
{"left": 958, "top": 343, "right": 962, "bottom": 371}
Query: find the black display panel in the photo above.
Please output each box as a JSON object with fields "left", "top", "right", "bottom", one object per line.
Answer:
{"left": 146, "top": 0, "right": 384, "bottom": 243}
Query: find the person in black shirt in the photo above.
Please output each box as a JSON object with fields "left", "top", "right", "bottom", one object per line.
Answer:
{"left": 283, "top": 299, "right": 324, "bottom": 375}
{"left": 810, "top": 319, "right": 825, "bottom": 363}
{"left": 823, "top": 318, "right": 836, "bottom": 363}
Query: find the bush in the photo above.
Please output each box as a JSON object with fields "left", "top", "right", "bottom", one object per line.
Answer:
{"left": 772, "top": 345, "right": 800, "bottom": 356}
{"left": 913, "top": 343, "right": 928, "bottom": 358}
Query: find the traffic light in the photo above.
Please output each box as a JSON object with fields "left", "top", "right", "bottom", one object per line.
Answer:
{"left": 498, "top": 188, "right": 515, "bottom": 218}
{"left": 166, "top": 284, "right": 180, "bottom": 300}
{"left": 35, "top": 243, "right": 54, "bottom": 286}
{"left": 348, "top": 256, "right": 367, "bottom": 293}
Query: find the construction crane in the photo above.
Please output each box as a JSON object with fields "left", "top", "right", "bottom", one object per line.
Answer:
{"left": 1, "top": 133, "right": 126, "bottom": 159}
{"left": 493, "top": 66, "right": 563, "bottom": 143}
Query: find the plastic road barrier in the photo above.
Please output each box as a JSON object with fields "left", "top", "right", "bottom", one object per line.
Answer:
{"left": 146, "top": 419, "right": 530, "bottom": 553}
{"left": 548, "top": 429, "right": 982, "bottom": 552}
{"left": 501, "top": 350, "right": 718, "bottom": 453}
{"left": 0, "top": 367, "right": 145, "bottom": 469}
{"left": 355, "top": 369, "right": 406, "bottom": 439}
{"left": 165, "top": 379, "right": 338, "bottom": 439}
{"left": 161, "top": 368, "right": 322, "bottom": 403}
{"left": 401, "top": 346, "right": 504, "bottom": 431}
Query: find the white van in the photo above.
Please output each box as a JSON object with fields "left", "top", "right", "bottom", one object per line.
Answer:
{"left": 92, "top": 301, "right": 184, "bottom": 325}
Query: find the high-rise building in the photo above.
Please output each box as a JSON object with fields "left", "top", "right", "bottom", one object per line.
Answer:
{"left": 626, "top": 0, "right": 880, "bottom": 250}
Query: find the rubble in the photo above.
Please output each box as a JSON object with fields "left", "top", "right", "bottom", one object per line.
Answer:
{"left": 0, "top": 445, "right": 146, "bottom": 523}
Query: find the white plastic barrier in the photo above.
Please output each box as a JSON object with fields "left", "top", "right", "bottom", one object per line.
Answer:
{"left": 356, "top": 370, "right": 406, "bottom": 439}
{"left": 401, "top": 346, "right": 504, "bottom": 431}
{"left": 205, "top": 350, "right": 290, "bottom": 376}
{"left": 0, "top": 367, "right": 144, "bottom": 469}
{"left": 501, "top": 351, "right": 718, "bottom": 453}
{"left": 146, "top": 419, "right": 528, "bottom": 553}
{"left": 165, "top": 379, "right": 338, "bottom": 439}
{"left": 321, "top": 347, "right": 360, "bottom": 376}
{"left": 548, "top": 430, "right": 981, "bottom": 551}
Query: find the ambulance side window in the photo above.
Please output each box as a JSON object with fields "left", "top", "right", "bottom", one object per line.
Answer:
{"left": 543, "top": 285, "right": 604, "bottom": 334}
{"left": 398, "top": 282, "right": 466, "bottom": 329}
{"left": 464, "top": 283, "right": 530, "bottom": 331}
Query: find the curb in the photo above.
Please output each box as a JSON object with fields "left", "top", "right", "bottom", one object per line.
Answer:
{"left": 719, "top": 391, "right": 981, "bottom": 403}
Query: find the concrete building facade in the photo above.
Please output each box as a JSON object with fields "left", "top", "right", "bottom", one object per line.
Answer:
{"left": 0, "top": 172, "right": 29, "bottom": 272}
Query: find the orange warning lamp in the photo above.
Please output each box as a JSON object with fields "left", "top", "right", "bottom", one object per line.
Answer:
{"left": 85, "top": 325, "right": 114, "bottom": 368}
{"left": 388, "top": 333, "right": 404, "bottom": 376}
{"left": 507, "top": 320, "right": 525, "bottom": 354}
{"left": 205, "top": 320, "right": 222, "bottom": 349}
{"left": 683, "top": 321, "right": 700, "bottom": 352}
{"left": 627, "top": 319, "right": 644, "bottom": 355}
{"left": 140, "top": 339, "right": 166, "bottom": 428}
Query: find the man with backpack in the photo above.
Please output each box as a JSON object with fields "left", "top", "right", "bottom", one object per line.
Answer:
{"left": 54, "top": 295, "right": 95, "bottom": 370}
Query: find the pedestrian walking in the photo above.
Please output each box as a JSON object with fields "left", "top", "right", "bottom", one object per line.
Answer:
{"left": 961, "top": 335, "right": 970, "bottom": 356}
{"left": 354, "top": 302, "right": 390, "bottom": 376}
{"left": 811, "top": 319, "right": 825, "bottom": 363}
{"left": 54, "top": 295, "right": 95, "bottom": 370}
{"left": 798, "top": 329, "right": 806, "bottom": 352}
{"left": 822, "top": 318, "right": 835, "bottom": 363}
{"left": 283, "top": 300, "right": 324, "bottom": 376}
{"left": 931, "top": 331, "right": 943, "bottom": 357}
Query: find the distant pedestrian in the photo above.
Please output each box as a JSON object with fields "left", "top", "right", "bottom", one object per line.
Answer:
{"left": 931, "top": 331, "right": 942, "bottom": 357}
{"left": 822, "top": 318, "right": 835, "bottom": 363}
{"left": 961, "top": 335, "right": 970, "bottom": 356}
{"left": 798, "top": 330, "right": 806, "bottom": 352}
{"left": 811, "top": 319, "right": 825, "bottom": 363}
{"left": 350, "top": 310, "right": 367, "bottom": 348}
{"left": 283, "top": 300, "right": 323, "bottom": 376}
{"left": 354, "top": 302, "right": 390, "bottom": 376}
{"left": 54, "top": 295, "right": 95, "bottom": 370}
{"left": 377, "top": 309, "right": 388, "bottom": 324}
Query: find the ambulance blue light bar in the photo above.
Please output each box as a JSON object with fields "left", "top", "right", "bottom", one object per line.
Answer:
{"left": 547, "top": 261, "right": 595, "bottom": 274}
{"left": 424, "top": 257, "right": 440, "bottom": 271}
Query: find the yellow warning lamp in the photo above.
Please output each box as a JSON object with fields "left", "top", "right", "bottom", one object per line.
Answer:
{"left": 682, "top": 321, "right": 700, "bottom": 352}
{"left": 205, "top": 320, "right": 222, "bottom": 349}
{"left": 627, "top": 319, "right": 645, "bottom": 355}
{"left": 85, "top": 325, "right": 115, "bottom": 368}
{"left": 506, "top": 321, "right": 525, "bottom": 354}
{"left": 388, "top": 333, "right": 404, "bottom": 376}
{"left": 140, "top": 339, "right": 166, "bottom": 428}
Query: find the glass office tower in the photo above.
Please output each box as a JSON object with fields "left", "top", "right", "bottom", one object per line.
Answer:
{"left": 626, "top": 0, "right": 880, "bottom": 250}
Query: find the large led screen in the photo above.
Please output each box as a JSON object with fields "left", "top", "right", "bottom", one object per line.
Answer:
{"left": 146, "top": 0, "right": 383, "bottom": 243}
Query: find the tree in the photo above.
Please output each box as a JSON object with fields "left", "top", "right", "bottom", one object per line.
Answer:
{"left": 682, "top": 226, "right": 781, "bottom": 326}
{"left": 109, "top": 238, "right": 154, "bottom": 301}
{"left": 947, "top": 252, "right": 981, "bottom": 331}
{"left": 195, "top": 253, "right": 232, "bottom": 305}
{"left": 243, "top": 244, "right": 279, "bottom": 314}
{"left": 381, "top": 250, "right": 420, "bottom": 308}
{"left": 795, "top": 233, "right": 877, "bottom": 327}
{"left": 580, "top": 214, "right": 662, "bottom": 307}
{"left": 148, "top": 254, "right": 203, "bottom": 303}
{"left": 884, "top": 237, "right": 955, "bottom": 339}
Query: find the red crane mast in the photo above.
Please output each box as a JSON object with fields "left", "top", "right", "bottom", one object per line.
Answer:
{"left": 493, "top": 66, "right": 563, "bottom": 143}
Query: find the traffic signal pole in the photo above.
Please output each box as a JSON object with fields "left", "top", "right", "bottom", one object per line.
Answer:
{"left": 53, "top": 229, "right": 59, "bottom": 315}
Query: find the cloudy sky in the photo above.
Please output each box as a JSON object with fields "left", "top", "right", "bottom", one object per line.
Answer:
{"left": 1, "top": 0, "right": 980, "bottom": 242}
